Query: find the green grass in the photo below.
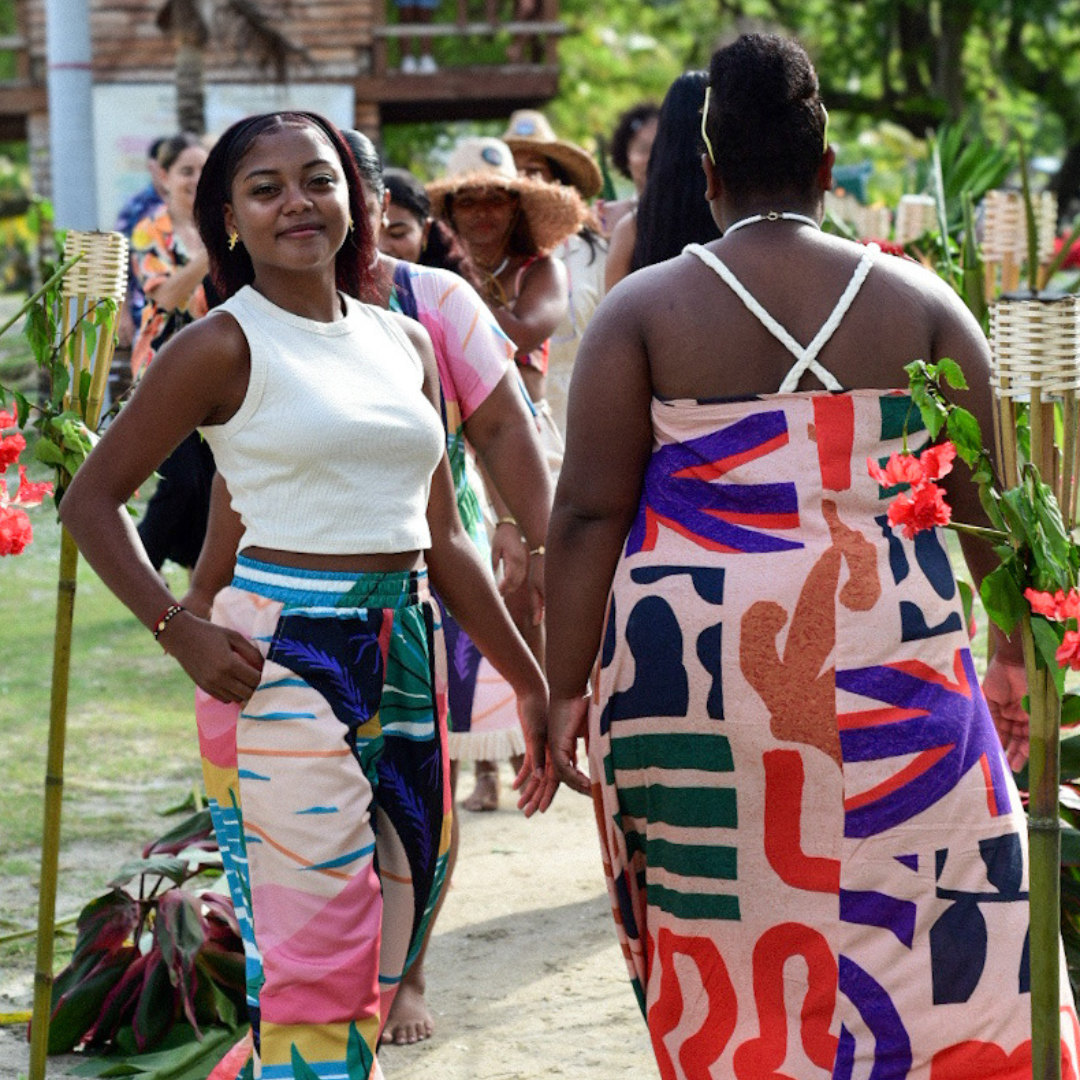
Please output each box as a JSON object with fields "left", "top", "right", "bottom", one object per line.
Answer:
{"left": 0, "top": 503, "right": 203, "bottom": 973}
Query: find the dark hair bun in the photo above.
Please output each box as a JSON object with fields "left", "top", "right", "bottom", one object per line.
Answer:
{"left": 705, "top": 34, "right": 825, "bottom": 199}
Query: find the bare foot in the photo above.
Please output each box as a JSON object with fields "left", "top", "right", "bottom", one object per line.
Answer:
{"left": 462, "top": 762, "right": 499, "bottom": 812}
{"left": 381, "top": 980, "right": 434, "bottom": 1045}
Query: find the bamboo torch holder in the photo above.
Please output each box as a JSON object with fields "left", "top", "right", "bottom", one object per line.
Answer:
{"left": 983, "top": 189, "right": 1058, "bottom": 299}
{"left": 989, "top": 288, "right": 1080, "bottom": 1080}
{"left": 29, "top": 230, "right": 128, "bottom": 1080}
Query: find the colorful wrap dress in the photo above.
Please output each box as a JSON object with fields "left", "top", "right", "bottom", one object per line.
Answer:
{"left": 588, "top": 243, "right": 1080, "bottom": 1079}
{"left": 390, "top": 262, "right": 527, "bottom": 763}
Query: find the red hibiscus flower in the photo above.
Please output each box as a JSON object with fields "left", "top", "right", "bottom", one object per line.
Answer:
{"left": 1056, "top": 630, "right": 1080, "bottom": 671}
{"left": 887, "top": 482, "right": 952, "bottom": 539}
{"left": 12, "top": 465, "right": 53, "bottom": 508}
{"left": 1024, "top": 587, "right": 1080, "bottom": 623}
{"left": 0, "top": 431, "right": 25, "bottom": 470}
{"left": 918, "top": 441, "right": 956, "bottom": 482}
{"left": 867, "top": 452, "right": 924, "bottom": 488}
{"left": 0, "top": 503, "right": 32, "bottom": 556}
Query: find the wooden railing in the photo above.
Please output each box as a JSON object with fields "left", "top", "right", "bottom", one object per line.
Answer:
{"left": 370, "top": 0, "right": 565, "bottom": 78}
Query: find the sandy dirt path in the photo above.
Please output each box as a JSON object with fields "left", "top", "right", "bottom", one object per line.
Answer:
{"left": 0, "top": 762, "right": 655, "bottom": 1079}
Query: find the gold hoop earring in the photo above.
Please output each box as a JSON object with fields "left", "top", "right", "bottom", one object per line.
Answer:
{"left": 228, "top": 231, "right": 239, "bottom": 251}
{"left": 348, "top": 216, "right": 355, "bottom": 233}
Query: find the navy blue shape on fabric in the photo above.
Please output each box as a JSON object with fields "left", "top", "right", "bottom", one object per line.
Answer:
{"left": 601, "top": 595, "right": 617, "bottom": 669}
{"left": 930, "top": 893, "right": 987, "bottom": 1004}
{"left": 696, "top": 622, "right": 725, "bottom": 720}
{"left": 599, "top": 596, "right": 689, "bottom": 736}
{"left": 899, "top": 600, "right": 963, "bottom": 642}
{"left": 913, "top": 527, "right": 956, "bottom": 600}
{"left": 876, "top": 514, "right": 909, "bottom": 585}
{"left": 630, "top": 564, "right": 726, "bottom": 605}
{"left": 930, "top": 834, "right": 1028, "bottom": 1005}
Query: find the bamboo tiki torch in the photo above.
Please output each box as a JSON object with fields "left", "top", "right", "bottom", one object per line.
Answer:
{"left": 29, "top": 230, "right": 128, "bottom": 1080}
{"left": 990, "top": 289, "right": 1080, "bottom": 1080}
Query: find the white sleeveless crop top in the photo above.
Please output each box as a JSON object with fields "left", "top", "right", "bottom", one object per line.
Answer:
{"left": 199, "top": 286, "right": 445, "bottom": 555}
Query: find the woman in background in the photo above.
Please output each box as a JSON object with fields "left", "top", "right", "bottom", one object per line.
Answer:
{"left": 605, "top": 72, "right": 719, "bottom": 291}
{"left": 502, "top": 109, "right": 608, "bottom": 435}
{"left": 129, "top": 132, "right": 214, "bottom": 575}
{"left": 598, "top": 100, "right": 659, "bottom": 236}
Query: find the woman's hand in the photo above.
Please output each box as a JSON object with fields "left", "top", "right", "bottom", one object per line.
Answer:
{"left": 159, "top": 612, "right": 264, "bottom": 704}
{"left": 983, "top": 654, "right": 1029, "bottom": 770}
{"left": 512, "top": 683, "right": 558, "bottom": 817}
{"left": 549, "top": 693, "right": 591, "bottom": 795}
{"left": 492, "top": 520, "right": 528, "bottom": 594}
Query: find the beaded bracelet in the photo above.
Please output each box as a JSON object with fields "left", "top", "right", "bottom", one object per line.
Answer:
{"left": 153, "top": 604, "right": 185, "bottom": 641}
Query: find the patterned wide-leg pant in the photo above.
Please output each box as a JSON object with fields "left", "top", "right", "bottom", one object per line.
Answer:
{"left": 196, "top": 556, "right": 451, "bottom": 1080}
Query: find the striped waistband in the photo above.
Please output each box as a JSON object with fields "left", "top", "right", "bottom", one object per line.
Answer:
{"left": 232, "top": 554, "right": 429, "bottom": 610}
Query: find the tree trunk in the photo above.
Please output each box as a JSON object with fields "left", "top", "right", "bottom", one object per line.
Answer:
{"left": 175, "top": 39, "right": 205, "bottom": 134}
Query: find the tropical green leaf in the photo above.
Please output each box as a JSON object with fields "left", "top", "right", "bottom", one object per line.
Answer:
{"left": 34, "top": 437, "right": 66, "bottom": 468}
{"left": 979, "top": 564, "right": 1027, "bottom": 635}
{"left": 935, "top": 357, "right": 968, "bottom": 391}
{"left": 1030, "top": 615, "right": 1067, "bottom": 697}
{"left": 1062, "top": 732, "right": 1080, "bottom": 782}
{"left": 109, "top": 855, "right": 190, "bottom": 890}
{"left": 79, "top": 367, "right": 92, "bottom": 419}
{"left": 945, "top": 407, "right": 983, "bottom": 467}
{"left": 1063, "top": 826, "right": 1080, "bottom": 867}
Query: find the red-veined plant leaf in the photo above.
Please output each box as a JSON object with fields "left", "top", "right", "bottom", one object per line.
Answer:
{"left": 156, "top": 889, "right": 208, "bottom": 1034}
{"left": 200, "top": 890, "right": 241, "bottom": 941}
{"left": 68, "top": 888, "right": 138, "bottom": 966}
{"left": 84, "top": 949, "right": 152, "bottom": 1047}
{"left": 133, "top": 950, "right": 177, "bottom": 1052}
{"left": 47, "top": 946, "right": 136, "bottom": 1053}
{"left": 143, "top": 809, "right": 215, "bottom": 858}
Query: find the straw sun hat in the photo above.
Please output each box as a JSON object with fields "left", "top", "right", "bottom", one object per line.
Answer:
{"left": 427, "top": 137, "right": 585, "bottom": 255}
{"left": 500, "top": 109, "right": 603, "bottom": 200}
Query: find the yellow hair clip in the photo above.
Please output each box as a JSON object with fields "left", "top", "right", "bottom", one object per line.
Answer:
{"left": 701, "top": 84, "right": 716, "bottom": 165}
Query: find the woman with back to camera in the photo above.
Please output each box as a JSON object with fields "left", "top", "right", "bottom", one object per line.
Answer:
{"left": 605, "top": 71, "right": 719, "bottom": 291}
{"left": 60, "top": 110, "right": 551, "bottom": 1080}
{"left": 546, "top": 33, "right": 1077, "bottom": 1078}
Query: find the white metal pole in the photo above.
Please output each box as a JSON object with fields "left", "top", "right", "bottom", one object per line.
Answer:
{"left": 44, "top": 0, "right": 98, "bottom": 228}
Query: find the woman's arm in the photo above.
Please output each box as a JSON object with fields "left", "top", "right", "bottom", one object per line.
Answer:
{"left": 395, "top": 314, "right": 555, "bottom": 813}
{"left": 59, "top": 314, "right": 264, "bottom": 701}
{"left": 144, "top": 250, "right": 209, "bottom": 312}
{"left": 466, "top": 370, "right": 552, "bottom": 553}
{"left": 466, "top": 370, "right": 553, "bottom": 619}
{"left": 604, "top": 212, "right": 636, "bottom": 292}
{"left": 490, "top": 255, "right": 568, "bottom": 355}
{"left": 545, "top": 284, "right": 654, "bottom": 792}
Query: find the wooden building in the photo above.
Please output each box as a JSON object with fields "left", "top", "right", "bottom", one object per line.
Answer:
{"left": 0, "top": 0, "right": 564, "bottom": 210}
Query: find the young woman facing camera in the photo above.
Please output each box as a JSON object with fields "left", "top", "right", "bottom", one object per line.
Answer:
{"left": 60, "top": 112, "right": 551, "bottom": 1080}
